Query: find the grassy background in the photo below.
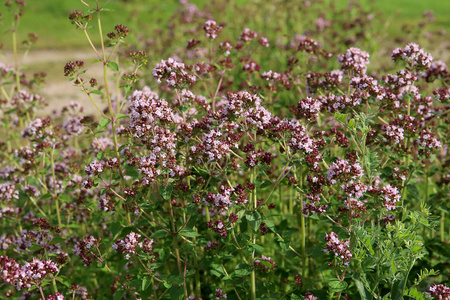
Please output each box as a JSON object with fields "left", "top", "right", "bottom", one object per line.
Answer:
{"left": 1, "top": 0, "right": 449, "bottom": 50}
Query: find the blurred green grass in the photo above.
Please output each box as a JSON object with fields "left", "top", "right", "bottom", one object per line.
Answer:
{"left": 1, "top": 0, "right": 448, "bottom": 50}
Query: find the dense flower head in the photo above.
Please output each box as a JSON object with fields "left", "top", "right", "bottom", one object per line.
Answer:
{"left": 72, "top": 235, "right": 101, "bottom": 266}
{"left": 306, "top": 70, "right": 344, "bottom": 93}
{"left": 304, "top": 292, "right": 318, "bottom": 300}
{"left": 341, "top": 180, "right": 368, "bottom": 199}
{"left": 351, "top": 75, "right": 385, "bottom": 101}
{"left": 203, "top": 20, "right": 222, "bottom": 39}
{"left": 239, "top": 28, "right": 257, "bottom": 42}
{"left": 62, "top": 117, "right": 83, "bottom": 136}
{"left": 0, "top": 182, "right": 19, "bottom": 202}
{"left": 219, "top": 41, "right": 233, "bottom": 56}
{"left": 84, "top": 160, "right": 103, "bottom": 176}
{"left": 327, "top": 159, "right": 364, "bottom": 184}
{"left": 0, "top": 255, "right": 59, "bottom": 290}
{"left": 112, "top": 232, "right": 153, "bottom": 260}
{"left": 11, "top": 90, "right": 45, "bottom": 108}
{"left": 338, "top": 47, "right": 370, "bottom": 74}
{"left": 391, "top": 43, "right": 433, "bottom": 70}
{"left": 382, "top": 124, "right": 405, "bottom": 145}
{"left": 107, "top": 24, "right": 130, "bottom": 39}
{"left": 415, "top": 129, "right": 442, "bottom": 149}
{"left": 47, "top": 292, "right": 65, "bottom": 300}
{"left": 427, "top": 284, "right": 450, "bottom": 300}
{"left": 294, "top": 97, "right": 322, "bottom": 121}
{"left": 21, "top": 117, "right": 53, "bottom": 140}
{"left": 381, "top": 184, "right": 401, "bottom": 210}
{"left": 152, "top": 58, "right": 196, "bottom": 88}
{"left": 297, "top": 37, "right": 332, "bottom": 59}
{"left": 319, "top": 94, "right": 361, "bottom": 112}
{"left": 324, "top": 232, "right": 353, "bottom": 265}
{"left": 128, "top": 87, "right": 175, "bottom": 142}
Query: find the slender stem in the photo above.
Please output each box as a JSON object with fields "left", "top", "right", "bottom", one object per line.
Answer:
{"left": 12, "top": 29, "right": 21, "bottom": 91}
{"left": 38, "top": 285, "right": 46, "bottom": 300}
{"left": 298, "top": 168, "right": 306, "bottom": 279}
{"left": 50, "top": 146, "right": 63, "bottom": 231}
{"left": 96, "top": 11, "right": 129, "bottom": 224}
{"left": 168, "top": 198, "right": 188, "bottom": 299}
{"left": 250, "top": 168, "right": 257, "bottom": 300}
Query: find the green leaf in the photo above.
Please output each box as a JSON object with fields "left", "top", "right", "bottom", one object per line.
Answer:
{"left": 169, "top": 286, "right": 184, "bottom": 300}
{"left": 114, "top": 289, "right": 125, "bottom": 300}
{"left": 234, "top": 263, "right": 254, "bottom": 277}
{"left": 179, "top": 228, "right": 201, "bottom": 238}
{"left": 406, "top": 184, "right": 420, "bottom": 200}
{"left": 141, "top": 277, "right": 151, "bottom": 291}
{"left": 159, "top": 184, "right": 174, "bottom": 200}
{"left": 124, "top": 84, "right": 132, "bottom": 95}
{"left": 55, "top": 276, "right": 71, "bottom": 288}
{"left": 97, "top": 118, "right": 111, "bottom": 130}
{"left": 248, "top": 243, "right": 265, "bottom": 253}
{"left": 391, "top": 279, "right": 402, "bottom": 300}
{"left": 110, "top": 222, "right": 122, "bottom": 237}
{"left": 58, "top": 194, "right": 70, "bottom": 203}
{"left": 354, "top": 278, "right": 372, "bottom": 300}
{"left": 263, "top": 219, "right": 276, "bottom": 233}
{"left": 50, "top": 235, "right": 65, "bottom": 245}
{"left": 97, "top": 151, "right": 104, "bottom": 160}
{"left": 329, "top": 279, "right": 348, "bottom": 292}
{"left": 108, "top": 61, "right": 119, "bottom": 72}
{"left": 90, "top": 89, "right": 104, "bottom": 96}
{"left": 116, "top": 113, "right": 129, "bottom": 120}
{"left": 151, "top": 230, "right": 169, "bottom": 239}
{"left": 28, "top": 244, "right": 42, "bottom": 252}
{"left": 348, "top": 119, "right": 356, "bottom": 129}
{"left": 245, "top": 211, "right": 262, "bottom": 233}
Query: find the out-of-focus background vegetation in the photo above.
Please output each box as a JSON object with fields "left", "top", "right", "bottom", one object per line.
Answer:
{"left": 1, "top": 0, "right": 448, "bottom": 114}
{"left": 2, "top": 0, "right": 449, "bottom": 50}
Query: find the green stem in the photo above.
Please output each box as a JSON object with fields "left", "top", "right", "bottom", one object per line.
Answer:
{"left": 12, "top": 29, "right": 20, "bottom": 91}
{"left": 50, "top": 147, "right": 63, "bottom": 231}
{"left": 96, "top": 11, "right": 129, "bottom": 224}
{"left": 250, "top": 168, "right": 257, "bottom": 300}
{"left": 169, "top": 199, "right": 188, "bottom": 299}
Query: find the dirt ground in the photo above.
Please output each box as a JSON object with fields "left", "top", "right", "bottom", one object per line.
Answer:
{"left": 2, "top": 49, "right": 109, "bottom": 117}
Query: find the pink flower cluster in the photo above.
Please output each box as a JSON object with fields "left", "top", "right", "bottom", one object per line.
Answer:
{"left": 112, "top": 232, "right": 154, "bottom": 260}
{"left": 427, "top": 284, "right": 450, "bottom": 300}
{"left": 294, "top": 97, "right": 322, "bottom": 121}
{"left": 324, "top": 232, "right": 353, "bottom": 265}
{"left": 203, "top": 20, "right": 222, "bottom": 39}
{"left": 152, "top": 58, "right": 196, "bottom": 88}
{"left": 392, "top": 43, "right": 433, "bottom": 70}
{"left": 381, "top": 184, "right": 401, "bottom": 211}
{"left": 72, "top": 235, "right": 101, "bottom": 266}
{"left": 338, "top": 47, "right": 370, "bottom": 74}
{"left": 327, "top": 159, "right": 364, "bottom": 184}
{"left": 0, "top": 182, "right": 19, "bottom": 202}
{"left": 0, "top": 255, "right": 59, "bottom": 290}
